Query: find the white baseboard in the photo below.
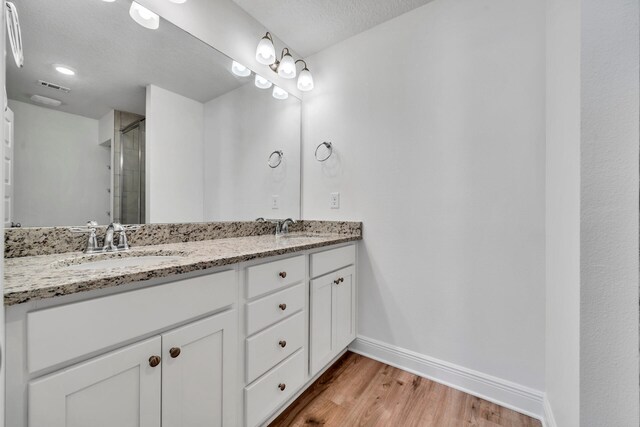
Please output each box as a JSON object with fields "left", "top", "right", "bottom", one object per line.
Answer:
{"left": 349, "top": 336, "right": 545, "bottom": 423}
{"left": 542, "top": 395, "right": 558, "bottom": 427}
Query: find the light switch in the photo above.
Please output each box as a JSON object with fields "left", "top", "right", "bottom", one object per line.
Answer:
{"left": 271, "top": 195, "right": 279, "bottom": 209}
{"left": 330, "top": 192, "right": 340, "bottom": 209}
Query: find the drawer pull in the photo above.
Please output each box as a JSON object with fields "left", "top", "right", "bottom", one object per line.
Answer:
{"left": 148, "top": 355, "right": 161, "bottom": 367}
{"left": 279, "top": 303, "right": 287, "bottom": 311}
{"left": 279, "top": 340, "right": 287, "bottom": 348}
{"left": 169, "top": 347, "right": 181, "bottom": 358}
{"left": 279, "top": 271, "right": 287, "bottom": 279}
{"left": 278, "top": 383, "right": 286, "bottom": 391}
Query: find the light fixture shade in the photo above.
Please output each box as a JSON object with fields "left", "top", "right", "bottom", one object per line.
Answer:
{"left": 272, "top": 86, "right": 288, "bottom": 100}
{"left": 54, "top": 64, "right": 76, "bottom": 76}
{"left": 255, "top": 74, "right": 272, "bottom": 89}
{"left": 256, "top": 35, "right": 276, "bottom": 65}
{"left": 297, "top": 68, "right": 314, "bottom": 91}
{"left": 129, "top": 1, "right": 160, "bottom": 30}
{"left": 231, "top": 61, "right": 251, "bottom": 77}
{"left": 278, "top": 53, "right": 296, "bottom": 79}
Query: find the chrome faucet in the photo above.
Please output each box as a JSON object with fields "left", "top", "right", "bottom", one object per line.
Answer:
{"left": 103, "top": 223, "right": 125, "bottom": 252}
{"left": 274, "top": 218, "right": 296, "bottom": 236}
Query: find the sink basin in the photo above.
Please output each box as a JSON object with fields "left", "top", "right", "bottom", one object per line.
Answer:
{"left": 60, "top": 255, "right": 184, "bottom": 271}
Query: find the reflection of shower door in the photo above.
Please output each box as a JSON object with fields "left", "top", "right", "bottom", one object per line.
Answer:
{"left": 119, "top": 120, "right": 145, "bottom": 224}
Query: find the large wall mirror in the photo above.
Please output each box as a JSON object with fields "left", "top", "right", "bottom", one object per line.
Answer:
{"left": 5, "top": 0, "right": 301, "bottom": 227}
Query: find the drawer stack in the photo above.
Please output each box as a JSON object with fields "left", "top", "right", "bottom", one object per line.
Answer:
{"left": 244, "top": 255, "right": 307, "bottom": 427}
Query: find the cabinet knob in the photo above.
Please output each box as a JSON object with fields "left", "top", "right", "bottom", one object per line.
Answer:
{"left": 334, "top": 277, "right": 342, "bottom": 285}
{"left": 278, "top": 383, "right": 286, "bottom": 391}
{"left": 279, "top": 303, "right": 287, "bottom": 311}
{"left": 148, "top": 355, "right": 161, "bottom": 367}
{"left": 279, "top": 340, "right": 287, "bottom": 348}
{"left": 169, "top": 347, "right": 181, "bottom": 358}
{"left": 279, "top": 271, "right": 287, "bottom": 279}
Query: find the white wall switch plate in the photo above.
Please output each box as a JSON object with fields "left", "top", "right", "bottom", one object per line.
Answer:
{"left": 330, "top": 192, "right": 340, "bottom": 209}
{"left": 271, "top": 195, "right": 279, "bottom": 209}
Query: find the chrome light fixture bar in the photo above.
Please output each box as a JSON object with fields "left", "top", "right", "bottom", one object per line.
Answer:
{"left": 255, "top": 32, "right": 314, "bottom": 92}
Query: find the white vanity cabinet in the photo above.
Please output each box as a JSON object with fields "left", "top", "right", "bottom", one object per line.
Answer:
{"left": 309, "top": 245, "right": 357, "bottom": 377}
{"left": 6, "top": 241, "right": 359, "bottom": 427}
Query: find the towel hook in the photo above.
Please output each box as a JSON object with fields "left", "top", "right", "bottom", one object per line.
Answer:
{"left": 268, "top": 150, "right": 284, "bottom": 168}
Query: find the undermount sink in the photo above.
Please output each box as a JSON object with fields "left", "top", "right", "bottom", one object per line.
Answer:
{"left": 53, "top": 251, "right": 187, "bottom": 271}
{"left": 63, "top": 256, "right": 183, "bottom": 271}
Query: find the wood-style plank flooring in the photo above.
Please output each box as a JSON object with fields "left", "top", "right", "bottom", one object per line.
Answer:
{"left": 269, "top": 352, "right": 542, "bottom": 427}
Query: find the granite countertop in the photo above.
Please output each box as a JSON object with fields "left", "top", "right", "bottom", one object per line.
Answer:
{"left": 4, "top": 232, "right": 360, "bottom": 306}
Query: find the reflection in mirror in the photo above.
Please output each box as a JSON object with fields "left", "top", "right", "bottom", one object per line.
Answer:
{"left": 6, "top": 0, "right": 301, "bottom": 227}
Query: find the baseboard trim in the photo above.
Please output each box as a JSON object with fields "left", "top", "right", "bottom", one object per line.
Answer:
{"left": 542, "top": 395, "right": 558, "bottom": 427}
{"left": 349, "top": 336, "right": 545, "bottom": 422}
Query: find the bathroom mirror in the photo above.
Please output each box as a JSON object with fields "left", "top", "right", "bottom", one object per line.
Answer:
{"left": 5, "top": 0, "right": 301, "bottom": 227}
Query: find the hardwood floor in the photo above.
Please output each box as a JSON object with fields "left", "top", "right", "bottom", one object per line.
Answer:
{"left": 269, "top": 352, "right": 542, "bottom": 427}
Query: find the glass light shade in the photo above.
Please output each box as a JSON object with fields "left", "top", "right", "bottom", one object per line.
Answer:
{"left": 272, "top": 86, "right": 288, "bottom": 100}
{"left": 129, "top": 2, "right": 160, "bottom": 30}
{"left": 256, "top": 36, "right": 276, "bottom": 65}
{"left": 277, "top": 53, "right": 296, "bottom": 79}
{"left": 297, "top": 68, "right": 314, "bottom": 91}
{"left": 255, "top": 74, "right": 272, "bottom": 89}
{"left": 231, "top": 61, "right": 251, "bottom": 77}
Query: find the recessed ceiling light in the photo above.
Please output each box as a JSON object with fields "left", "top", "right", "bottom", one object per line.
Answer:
{"left": 54, "top": 65, "right": 75, "bottom": 76}
{"left": 169, "top": 0, "right": 187, "bottom": 3}
{"left": 129, "top": 1, "right": 160, "bottom": 30}
{"left": 30, "top": 94, "right": 62, "bottom": 107}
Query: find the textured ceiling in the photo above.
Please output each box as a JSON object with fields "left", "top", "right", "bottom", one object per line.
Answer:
{"left": 232, "top": 0, "right": 434, "bottom": 58}
{"left": 7, "top": 0, "right": 249, "bottom": 119}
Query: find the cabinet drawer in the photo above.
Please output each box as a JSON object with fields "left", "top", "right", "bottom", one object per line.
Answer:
{"left": 246, "top": 255, "right": 305, "bottom": 299}
{"left": 246, "top": 283, "right": 305, "bottom": 335}
{"left": 246, "top": 311, "right": 305, "bottom": 383}
{"left": 27, "top": 270, "right": 236, "bottom": 374}
{"left": 310, "top": 244, "right": 355, "bottom": 278}
{"left": 245, "top": 349, "right": 305, "bottom": 427}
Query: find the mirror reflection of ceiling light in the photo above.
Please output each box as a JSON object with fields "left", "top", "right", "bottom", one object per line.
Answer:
{"left": 272, "top": 86, "right": 288, "bottom": 100}
{"left": 129, "top": 1, "right": 160, "bottom": 30}
{"left": 254, "top": 74, "right": 272, "bottom": 89}
{"left": 54, "top": 65, "right": 75, "bottom": 76}
{"left": 255, "top": 32, "right": 314, "bottom": 91}
{"left": 231, "top": 61, "right": 251, "bottom": 77}
{"left": 30, "top": 94, "right": 62, "bottom": 107}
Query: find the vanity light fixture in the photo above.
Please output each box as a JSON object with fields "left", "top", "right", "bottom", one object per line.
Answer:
{"left": 255, "top": 32, "right": 276, "bottom": 65}
{"left": 129, "top": 1, "right": 159, "bottom": 30}
{"left": 54, "top": 64, "right": 75, "bottom": 76}
{"left": 231, "top": 61, "right": 251, "bottom": 77}
{"left": 272, "top": 86, "right": 288, "bottom": 100}
{"left": 255, "top": 32, "right": 314, "bottom": 91}
{"left": 254, "top": 74, "right": 272, "bottom": 89}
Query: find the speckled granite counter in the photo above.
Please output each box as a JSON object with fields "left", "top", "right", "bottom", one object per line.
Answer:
{"left": 5, "top": 232, "right": 361, "bottom": 306}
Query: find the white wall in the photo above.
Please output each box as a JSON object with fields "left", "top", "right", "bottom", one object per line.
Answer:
{"left": 203, "top": 84, "right": 301, "bottom": 220}
{"left": 302, "top": 0, "right": 546, "bottom": 396}
{"left": 145, "top": 85, "right": 204, "bottom": 223}
{"left": 9, "top": 100, "right": 110, "bottom": 226}
{"left": 544, "top": 0, "right": 581, "bottom": 424}
{"left": 579, "top": 0, "right": 639, "bottom": 424}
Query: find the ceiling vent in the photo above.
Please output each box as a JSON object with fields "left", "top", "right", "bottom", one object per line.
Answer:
{"left": 37, "top": 80, "right": 70, "bottom": 93}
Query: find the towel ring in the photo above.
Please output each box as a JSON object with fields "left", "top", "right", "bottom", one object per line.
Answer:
{"left": 315, "top": 141, "right": 333, "bottom": 162}
{"left": 268, "top": 150, "right": 284, "bottom": 168}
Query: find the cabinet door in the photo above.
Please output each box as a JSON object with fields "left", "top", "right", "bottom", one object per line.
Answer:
{"left": 29, "top": 337, "right": 161, "bottom": 427}
{"left": 333, "top": 266, "right": 356, "bottom": 351}
{"left": 161, "top": 310, "right": 237, "bottom": 427}
{"left": 310, "top": 276, "right": 333, "bottom": 376}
